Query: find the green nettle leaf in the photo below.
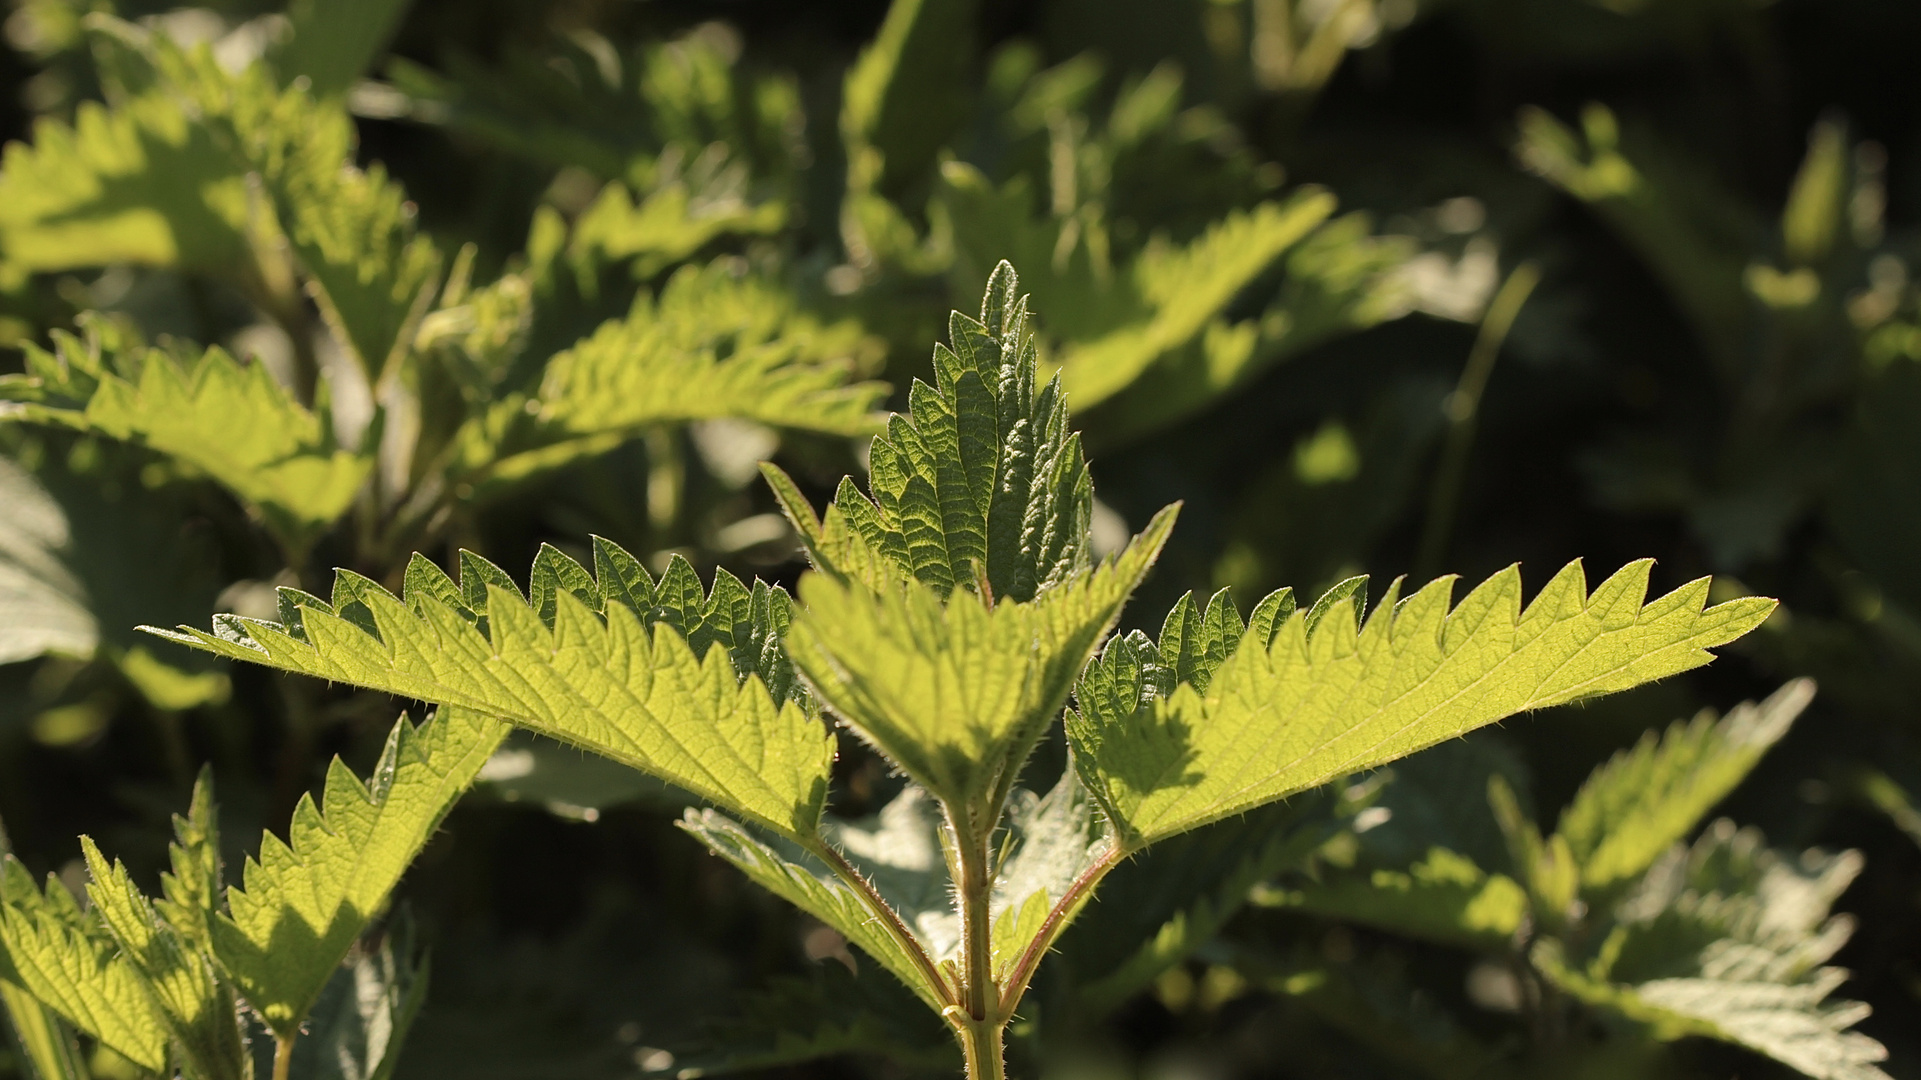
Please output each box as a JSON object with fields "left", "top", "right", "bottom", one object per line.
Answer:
{"left": 0, "top": 19, "right": 433, "bottom": 356}
{"left": 0, "top": 455, "right": 97, "bottom": 665}
{"left": 0, "top": 824, "right": 91, "bottom": 1080}
{"left": 377, "top": 19, "right": 805, "bottom": 197}
{"left": 840, "top": 0, "right": 975, "bottom": 201}
{"left": 778, "top": 260, "right": 1097, "bottom": 604}
{"left": 983, "top": 768, "right": 1107, "bottom": 980}
{"left": 277, "top": 159, "right": 441, "bottom": 388}
{"left": 818, "top": 784, "right": 961, "bottom": 958}
{"left": 187, "top": 55, "right": 443, "bottom": 382}
{"left": 0, "top": 328, "right": 371, "bottom": 553}
{"left": 0, "top": 89, "right": 250, "bottom": 284}
{"left": 1536, "top": 822, "right": 1888, "bottom": 1080}
{"left": 153, "top": 770, "right": 223, "bottom": 957}
{"left": 71, "top": 770, "right": 234, "bottom": 1080}
{"left": 1557, "top": 678, "right": 1813, "bottom": 893}
{"left": 80, "top": 842, "right": 246, "bottom": 1080}
{"left": 273, "top": 0, "right": 415, "bottom": 102}
{"left": 939, "top": 163, "right": 1413, "bottom": 446}
{"left": 532, "top": 262, "right": 887, "bottom": 442}
{"left": 208, "top": 707, "right": 506, "bottom": 1036}
{"left": 0, "top": 446, "right": 225, "bottom": 712}
{"left": 278, "top": 920, "right": 428, "bottom": 1080}
{"left": 1, "top": 980, "right": 90, "bottom": 1080}
{"left": 1071, "top": 560, "right": 1776, "bottom": 848}
{"left": 1270, "top": 846, "right": 1530, "bottom": 952}
{"left": 0, "top": 859, "right": 170, "bottom": 1073}
{"left": 1049, "top": 194, "right": 1339, "bottom": 408}
{"left": 1260, "top": 739, "right": 1536, "bottom": 952}
{"left": 725, "top": 770, "right": 1111, "bottom": 992}
{"left": 1069, "top": 804, "right": 1323, "bottom": 1014}
{"left": 1490, "top": 773, "right": 1584, "bottom": 931}
{"left": 564, "top": 173, "right": 787, "bottom": 282}
{"left": 1350, "top": 736, "right": 1535, "bottom": 875}
{"left": 443, "top": 257, "right": 884, "bottom": 500}
{"left": 1080, "top": 210, "right": 1419, "bottom": 448}
{"left": 785, "top": 506, "right": 1172, "bottom": 814}
{"left": 152, "top": 258, "right": 1780, "bottom": 1075}
{"left": 13, "top": 29, "right": 438, "bottom": 385}
{"left": 150, "top": 542, "right": 833, "bottom": 843}
{"left": 1624, "top": 978, "right": 1886, "bottom": 1080}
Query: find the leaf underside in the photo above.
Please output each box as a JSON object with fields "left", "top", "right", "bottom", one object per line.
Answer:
{"left": 1539, "top": 822, "right": 1887, "bottom": 1080}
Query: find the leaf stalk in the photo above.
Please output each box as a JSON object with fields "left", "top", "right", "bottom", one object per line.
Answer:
{"left": 997, "top": 843, "right": 1124, "bottom": 1018}
{"left": 811, "top": 841, "right": 959, "bottom": 1008}
{"left": 944, "top": 804, "right": 1005, "bottom": 1080}
{"left": 272, "top": 1033, "right": 295, "bottom": 1080}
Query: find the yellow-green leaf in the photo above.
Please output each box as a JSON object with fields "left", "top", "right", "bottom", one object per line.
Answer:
{"left": 0, "top": 860, "right": 168, "bottom": 1074}
{"left": 533, "top": 262, "right": 886, "bottom": 443}
{"left": 209, "top": 708, "right": 506, "bottom": 1036}
{"left": 1070, "top": 560, "right": 1775, "bottom": 848}
{"left": 1557, "top": 679, "right": 1813, "bottom": 893}
{"left": 786, "top": 505, "right": 1174, "bottom": 814}
{"left": 679, "top": 809, "right": 947, "bottom": 1010}
{"left": 80, "top": 841, "right": 245, "bottom": 1080}
{"left": 148, "top": 546, "right": 833, "bottom": 843}
{"left": 0, "top": 330, "right": 369, "bottom": 554}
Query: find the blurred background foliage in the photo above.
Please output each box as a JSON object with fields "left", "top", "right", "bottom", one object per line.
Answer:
{"left": 0, "top": 0, "right": 1919, "bottom": 1077}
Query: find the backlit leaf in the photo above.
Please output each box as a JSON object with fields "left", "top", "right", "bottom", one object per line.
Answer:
{"left": 209, "top": 707, "right": 506, "bottom": 1036}
{"left": 678, "top": 810, "right": 948, "bottom": 1010}
{"left": 0, "top": 859, "right": 168, "bottom": 1073}
{"left": 1558, "top": 679, "right": 1813, "bottom": 892}
{"left": 149, "top": 542, "right": 833, "bottom": 842}
{"left": 1071, "top": 561, "right": 1775, "bottom": 847}
{"left": 80, "top": 841, "right": 245, "bottom": 1080}
{"left": 0, "top": 328, "right": 370, "bottom": 553}
{"left": 786, "top": 506, "right": 1173, "bottom": 812}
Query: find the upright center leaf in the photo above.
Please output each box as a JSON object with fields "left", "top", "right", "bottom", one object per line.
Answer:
{"left": 786, "top": 506, "right": 1174, "bottom": 811}
{"left": 777, "top": 260, "right": 1172, "bottom": 816}
{"left": 797, "top": 261, "right": 1095, "bottom": 602}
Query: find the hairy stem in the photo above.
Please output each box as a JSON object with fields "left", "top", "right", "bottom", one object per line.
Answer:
{"left": 272, "top": 1034, "right": 296, "bottom": 1080}
{"left": 997, "top": 843, "right": 1124, "bottom": 1017}
{"left": 954, "top": 823, "right": 995, "bottom": 1024}
{"left": 943, "top": 804, "right": 1003, "bottom": 1080}
{"left": 956, "top": 822, "right": 998, "bottom": 1014}
{"left": 958, "top": 1016, "right": 1008, "bottom": 1080}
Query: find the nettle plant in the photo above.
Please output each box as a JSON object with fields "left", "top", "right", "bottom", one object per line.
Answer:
{"left": 2, "top": 265, "right": 1771, "bottom": 1080}
{"left": 1263, "top": 679, "right": 1890, "bottom": 1080}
